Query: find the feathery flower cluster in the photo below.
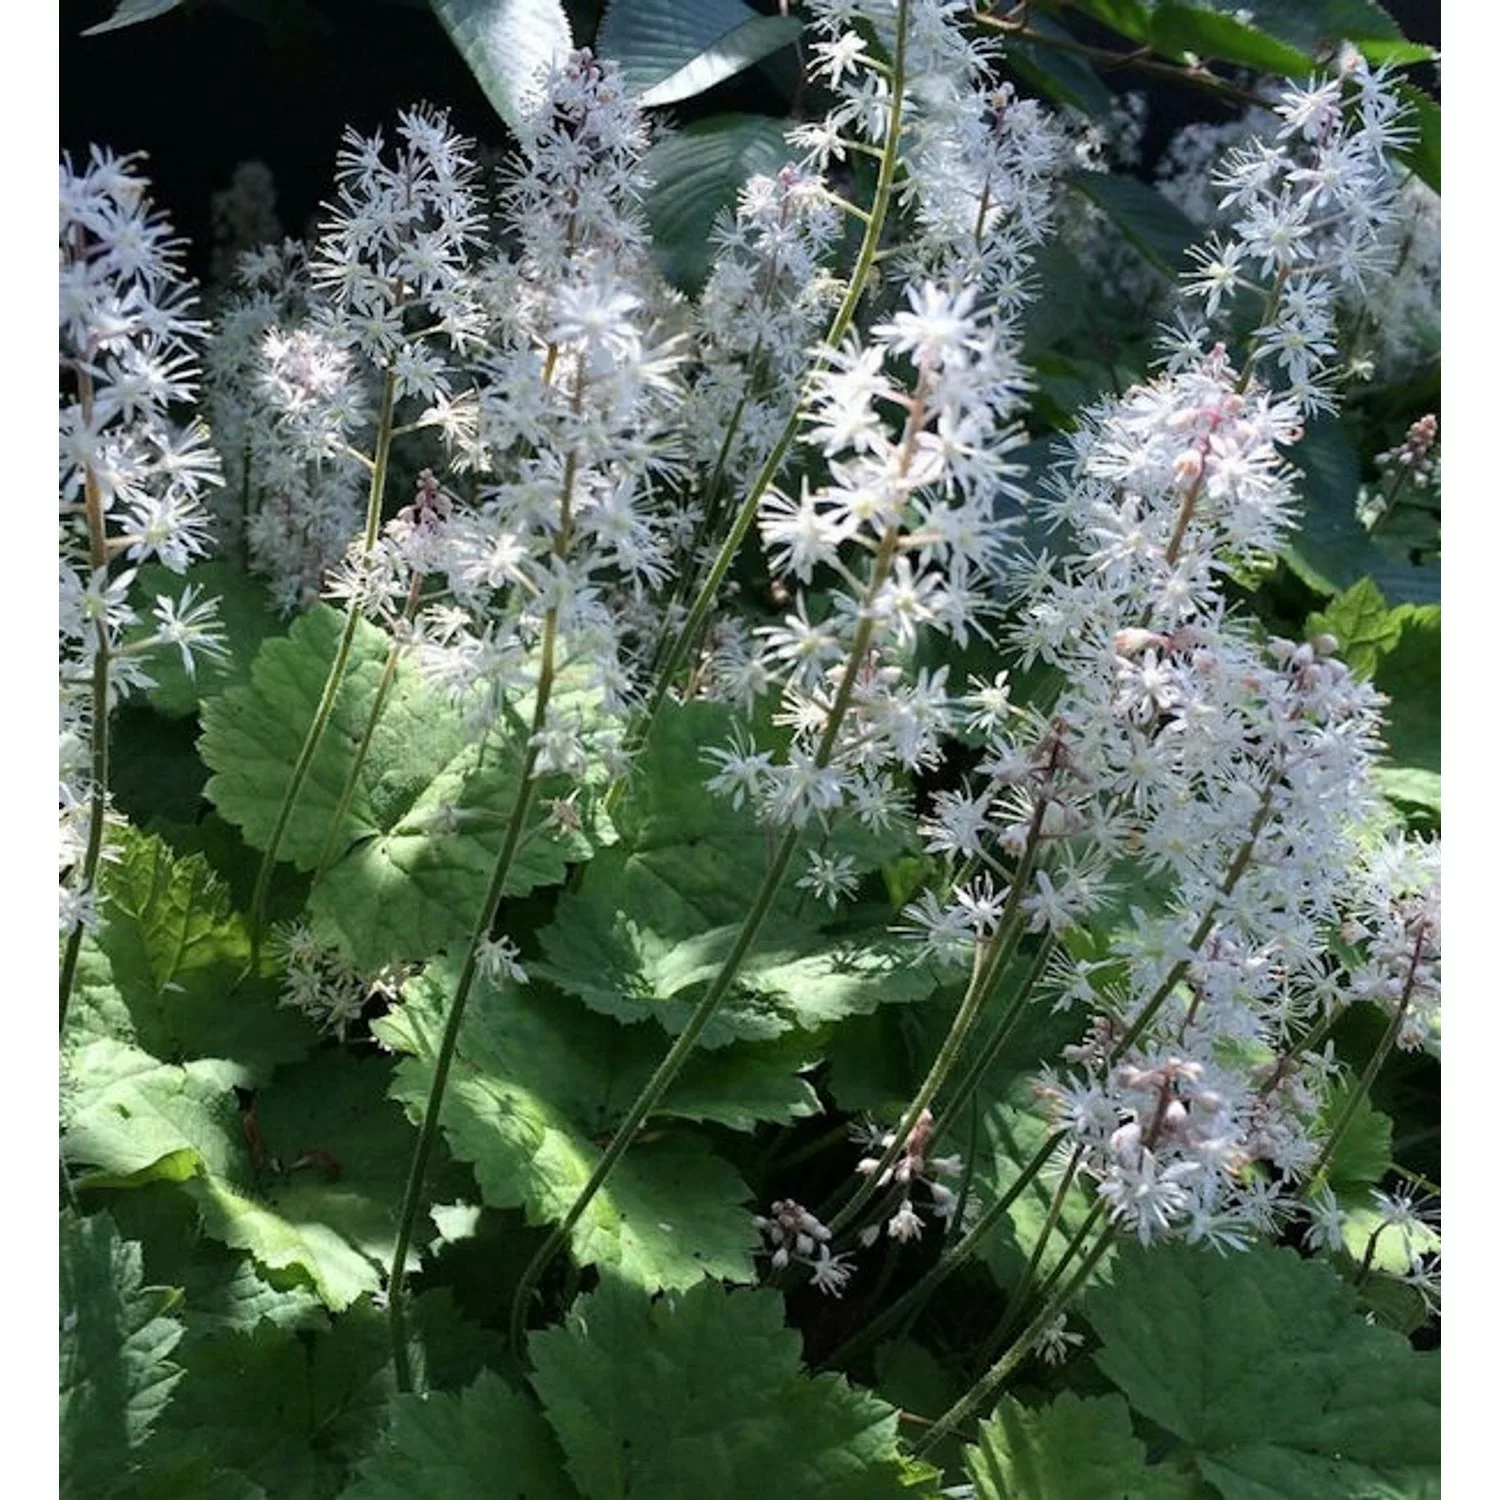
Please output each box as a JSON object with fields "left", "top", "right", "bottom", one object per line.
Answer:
{"left": 59, "top": 150, "right": 226, "bottom": 934}
{"left": 798, "top": 0, "right": 1066, "bottom": 292}
{"left": 703, "top": 276, "right": 1032, "bottom": 835}
{"left": 205, "top": 240, "right": 367, "bottom": 610}
{"left": 404, "top": 52, "right": 685, "bottom": 756}
{"left": 1181, "top": 54, "right": 1414, "bottom": 414}
{"left": 1008, "top": 343, "right": 1407, "bottom": 1244}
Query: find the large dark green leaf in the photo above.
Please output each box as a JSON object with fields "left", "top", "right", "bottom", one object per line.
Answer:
{"left": 643, "top": 114, "right": 794, "bottom": 292}
{"left": 1069, "top": 172, "right": 1197, "bottom": 275}
{"left": 529, "top": 1277, "right": 940, "bottom": 1498}
{"left": 966, "top": 1392, "right": 1200, "bottom": 1499}
{"left": 61, "top": 1211, "right": 185, "bottom": 1500}
{"left": 1087, "top": 1242, "right": 1440, "bottom": 1498}
{"left": 599, "top": 0, "right": 801, "bottom": 106}
{"left": 1283, "top": 418, "right": 1440, "bottom": 606}
{"left": 344, "top": 1371, "right": 577, "bottom": 1499}
{"left": 428, "top": 0, "right": 573, "bottom": 134}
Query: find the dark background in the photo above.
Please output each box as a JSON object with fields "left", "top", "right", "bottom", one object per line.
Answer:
{"left": 61, "top": 0, "right": 1441, "bottom": 280}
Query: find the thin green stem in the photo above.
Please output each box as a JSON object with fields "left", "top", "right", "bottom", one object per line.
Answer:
{"left": 916, "top": 1208, "right": 1116, "bottom": 1454}
{"left": 510, "top": 525, "right": 905, "bottom": 1353}
{"left": 972, "top": 1144, "right": 1085, "bottom": 1368}
{"left": 822, "top": 1129, "right": 1068, "bottom": 1370}
{"left": 310, "top": 573, "right": 426, "bottom": 887}
{"left": 930, "top": 934, "right": 1056, "bottom": 1146}
{"left": 827, "top": 752, "right": 1058, "bottom": 1236}
{"left": 388, "top": 608, "right": 560, "bottom": 1393}
{"left": 60, "top": 363, "right": 114, "bottom": 1034}
{"left": 248, "top": 368, "right": 400, "bottom": 961}
{"left": 1305, "top": 921, "right": 1428, "bottom": 1196}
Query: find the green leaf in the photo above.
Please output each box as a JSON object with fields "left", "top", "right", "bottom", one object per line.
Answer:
{"left": 200, "top": 606, "right": 598, "bottom": 969}
{"left": 642, "top": 114, "right": 794, "bottom": 292}
{"left": 1320, "top": 1087, "right": 1394, "bottom": 1193}
{"left": 81, "top": 0, "right": 183, "bottom": 35}
{"left": 538, "top": 698, "right": 933, "bottom": 1045}
{"left": 91, "top": 826, "right": 312, "bottom": 1085}
{"left": 190, "top": 1050, "right": 454, "bottom": 1312}
{"left": 144, "top": 1298, "right": 393, "bottom": 1498}
{"left": 104, "top": 1180, "right": 326, "bottom": 1336}
{"left": 966, "top": 1392, "right": 1200, "bottom": 1500}
{"left": 1393, "top": 82, "right": 1440, "bottom": 193}
{"left": 1372, "top": 599, "right": 1439, "bottom": 779}
{"left": 1307, "top": 578, "right": 1404, "bottom": 679}
{"left": 976, "top": 1102, "right": 1106, "bottom": 1292}
{"left": 1087, "top": 1241, "right": 1440, "bottom": 1499}
{"left": 1371, "top": 765, "right": 1440, "bottom": 815}
{"left": 1212, "top": 0, "right": 1402, "bottom": 55}
{"left": 1069, "top": 172, "right": 1198, "bottom": 275}
{"left": 1150, "top": 3, "right": 1314, "bottom": 73}
{"left": 64, "top": 1036, "right": 445, "bottom": 1312}
{"left": 1305, "top": 584, "right": 1439, "bottom": 815}
{"left": 1006, "top": 17, "right": 1116, "bottom": 116}
{"left": 63, "top": 1039, "right": 247, "bottom": 1187}
{"left": 376, "top": 967, "right": 761, "bottom": 1290}
{"left": 540, "top": 898, "right": 940, "bottom": 1046}
{"left": 428, "top": 0, "right": 573, "bottom": 135}
{"left": 61, "top": 1211, "right": 185, "bottom": 1500}
{"left": 599, "top": 0, "right": 801, "bottom": 106}
{"left": 529, "top": 1277, "right": 938, "bottom": 1498}
{"left": 345, "top": 1370, "right": 577, "bottom": 1499}
{"left": 128, "top": 561, "right": 283, "bottom": 718}
{"left": 1283, "top": 419, "right": 1440, "bottom": 605}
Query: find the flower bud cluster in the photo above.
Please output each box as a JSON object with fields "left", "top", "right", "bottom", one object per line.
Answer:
{"left": 270, "top": 922, "right": 409, "bottom": 1040}
{"left": 855, "top": 1107, "right": 964, "bottom": 1244}
{"left": 753, "top": 1199, "right": 854, "bottom": 1297}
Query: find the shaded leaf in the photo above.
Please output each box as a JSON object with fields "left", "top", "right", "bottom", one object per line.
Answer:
{"left": 143, "top": 1299, "right": 393, "bottom": 1498}
{"left": 643, "top": 113, "right": 794, "bottom": 292}
{"left": 599, "top": 0, "right": 801, "bottom": 106}
{"left": 1087, "top": 1241, "right": 1440, "bottom": 1499}
{"left": 966, "top": 1392, "right": 1200, "bottom": 1500}
{"left": 529, "top": 1277, "right": 939, "bottom": 1498}
{"left": 1070, "top": 171, "right": 1197, "bottom": 275}
{"left": 61, "top": 1211, "right": 185, "bottom": 1499}
{"left": 344, "top": 1370, "right": 577, "bottom": 1499}
{"left": 1283, "top": 418, "right": 1440, "bottom": 605}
